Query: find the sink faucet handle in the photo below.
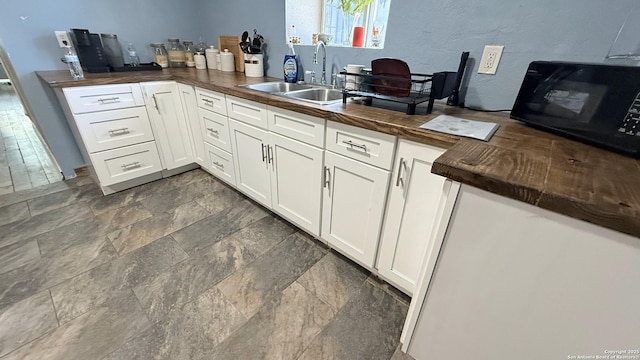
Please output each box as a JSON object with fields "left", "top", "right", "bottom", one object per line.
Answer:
{"left": 305, "top": 70, "right": 316, "bottom": 84}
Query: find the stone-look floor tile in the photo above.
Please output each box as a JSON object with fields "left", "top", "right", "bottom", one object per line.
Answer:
{"left": 228, "top": 216, "right": 297, "bottom": 257}
{"left": 108, "top": 287, "right": 247, "bottom": 360}
{"left": 212, "top": 282, "right": 335, "bottom": 360}
{"left": 194, "top": 185, "right": 244, "bottom": 215}
{"left": 133, "top": 237, "right": 255, "bottom": 323}
{"left": 296, "top": 251, "right": 369, "bottom": 312}
{"left": 88, "top": 188, "right": 138, "bottom": 215}
{"left": 0, "top": 201, "right": 29, "bottom": 227}
{"left": 0, "top": 179, "right": 72, "bottom": 208}
{"left": 0, "top": 202, "right": 92, "bottom": 249}
{"left": 50, "top": 236, "right": 187, "bottom": 324}
{"left": 26, "top": 184, "right": 102, "bottom": 216}
{"left": 297, "top": 281, "right": 409, "bottom": 360}
{"left": 390, "top": 345, "right": 416, "bottom": 360}
{"left": 107, "top": 201, "right": 210, "bottom": 255}
{"left": 0, "top": 240, "right": 40, "bottom": 275}
{"left": 171, "top": 199, "right": 269, "bottom": 255}
{"left": 217, "top": 232, "right": 326, "bottom": 318}
{"left": 2, "top": 291, "right": 150, "bottom": 360}
{"left": 138, "top": 176, "right": 225, "bottom": 215}
{"left": 0, "top": 235, "right": 118, "bottom": 310}
{"left": 36, "top": 202, "right": 153, "bottom": 256}
{"left": 0, "top": 291, "right": 58, "bottom": 357}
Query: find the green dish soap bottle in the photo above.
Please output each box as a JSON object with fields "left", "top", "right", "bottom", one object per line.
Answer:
{"left": 284, "top": 42, "right": 298, "bottom": 83}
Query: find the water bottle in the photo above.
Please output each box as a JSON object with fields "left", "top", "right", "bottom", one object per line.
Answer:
{"left": 64, "top": 46, "right": 84, "bottom": 80}
{"left": 127, "top": 43, "right": 140, "bottom": 67}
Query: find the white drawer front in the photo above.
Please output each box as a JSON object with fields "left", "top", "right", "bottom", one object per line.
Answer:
{"left": 267, "top": 106, "right": 325, "bottom": 147}
{"left": 325, "top": 120, "right": 396, "bottom": 170}
{"left": 204, "top": 142, "right": 236, "bottom": 187}
{"left": 75, "top": 107, "right": 154, "bottom": 153}
{"left": 90, "top": 141, "right": 162, "bottom": 186}
{"left": 225, "top": 95, "right": 268, "bottom": 129}
{"left": 199, "top": 108, "right": 231, "bottom": 152}
{"left": 63, "top": 84, "right": 145, "bottom": 114}
{"left": 195, "top": 87, "right": 227, "bottom": 115}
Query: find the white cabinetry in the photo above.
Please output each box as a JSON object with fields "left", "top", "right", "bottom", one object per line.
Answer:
{"left": 194, "top": 87, "right": 236, "bottom": 187}
{"left": 141, "top": 81, "right": 194, "bottom": 170}
{"left": 228, "top": 100, "right": 324, "bottom": 236}
{"left": 60, "top": 84, "right": 163, "bottom": 194}
{"left": 321, "top": 121, "right": 396, "bottom": 268}
{"left": 177, "top": 83, "right": 206, "bottom": 166}
{"left": 377, "top": 139, "right": 460, "bottom": 295}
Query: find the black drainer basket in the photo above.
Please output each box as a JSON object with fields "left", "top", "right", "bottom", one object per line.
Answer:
{"left": 341, "top": 52, "right": 469, "bottom": 115}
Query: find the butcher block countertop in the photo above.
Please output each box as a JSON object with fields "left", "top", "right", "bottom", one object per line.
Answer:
{"left": 37, "top": 68, "right": 640, "bottom": 239}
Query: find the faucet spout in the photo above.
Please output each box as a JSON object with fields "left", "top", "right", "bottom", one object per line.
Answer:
{"left": 313, "top": 40, "right": 327, "bottom": 85}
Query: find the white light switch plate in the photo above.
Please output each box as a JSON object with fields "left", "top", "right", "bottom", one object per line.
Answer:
{"left": 478, "top": 45, "right": 504, "bottom": 75}
{"left": 54, "top": 31, "right": 70, "bottom": 48}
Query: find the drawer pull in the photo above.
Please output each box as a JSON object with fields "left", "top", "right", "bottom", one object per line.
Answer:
{"left": 202, "top": 98, "right": 214, "bottom": 104}
{"left": 98, "top": 97, "right": 120, "bottom": 104}
{"left": 342, "top": 140, "right": 367, "bottom": 152}
{"left": 212, "top": 161, "right": 224, "bottom": 168}
{"left": 108, "top": 127, "right": 130, "bottom": 136}
{"left": 121, "top": 161, "right": 141, "bottom": 171}
{"left": 206, "top": 127, "right": 219, "bottom": 135}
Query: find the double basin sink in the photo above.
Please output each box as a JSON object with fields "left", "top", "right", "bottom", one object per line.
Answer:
{"left": 238, "top": 82, "right": 343, "bottom": 105}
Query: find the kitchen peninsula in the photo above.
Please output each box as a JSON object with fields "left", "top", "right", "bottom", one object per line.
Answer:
{"left": 38, "top": 68, "right": 640, "bottom": 360}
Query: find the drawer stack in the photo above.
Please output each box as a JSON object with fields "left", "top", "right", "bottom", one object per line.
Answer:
{"left": 195, "top": 88, "right": 236, "bottom": 186}
{"left": 62, "top": 84, "right": 162, "bottom": 190}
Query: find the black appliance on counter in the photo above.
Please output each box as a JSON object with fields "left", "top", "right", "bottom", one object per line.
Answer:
{"left": 70, "top": 28, "right": 111, "bottom": 73}
{"left": 511, "top": 61, "right": 640, "bottom": 157}
{"left": 68, "top": 28, "right": 161, "bottom": 73}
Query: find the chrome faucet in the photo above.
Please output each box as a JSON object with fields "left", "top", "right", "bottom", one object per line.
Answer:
{"left": 313, "top": 40, "right": 327, "bottom": 85}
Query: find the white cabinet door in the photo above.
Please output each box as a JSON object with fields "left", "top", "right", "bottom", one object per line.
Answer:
{"left": 377, "top": 140, "right": 458, "bottom": 295}
{"left": 229, "top": 119, "right": 271, "bottom": 208}
{"left": 177, "top": 83, "right": 206, "bottom": 166}
{"left": 321, "top": 151, "right": 390, "bottom": 268}
{"left": 269, "top": 132, "right": 324, "bottom": 236}
{"left": 142, "top": 81, "right": 194, "bottom": 170}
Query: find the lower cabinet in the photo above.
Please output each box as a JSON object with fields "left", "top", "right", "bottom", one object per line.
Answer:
{"left": 203, "top": 142, "right": 236, "bottom": 186}
{"left": 229, "top": 118, "right": 323, "bottom": 236}
{"left": 377, "top": 139, "right": 460, "bottom": 295}
{"left": 177, "top": 83, "right": 206, "bottom": 166}
{"left": 141, "top": 81, "right": 194, "bottom": 170}
{"left": 321, "top": 151, "right": 391, "bottom": 268}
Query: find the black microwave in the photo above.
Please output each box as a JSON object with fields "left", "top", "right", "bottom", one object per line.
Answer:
{"left": 510, "top": 61, "right": 640, "bottom": 157}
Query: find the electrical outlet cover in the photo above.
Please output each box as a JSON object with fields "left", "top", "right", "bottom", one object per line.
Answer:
{"left": 478, "top": 45, "right": 504, "bottom": 75}
{"left": 54, "top": 31, "right": 70, "bottom": 48}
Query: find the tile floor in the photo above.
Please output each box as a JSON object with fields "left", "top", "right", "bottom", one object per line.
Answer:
{"left": 0, "top": 169, "right": 414, "bottom": 360}
{"left": 0, "top": 83, "right": 62, "bottom": 196}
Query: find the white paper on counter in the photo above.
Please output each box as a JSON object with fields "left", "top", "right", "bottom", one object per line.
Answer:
{"left": 419, "top": 115, "right": 500, "bottom": 141}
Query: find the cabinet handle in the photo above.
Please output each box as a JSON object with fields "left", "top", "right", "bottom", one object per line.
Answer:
{"left": 108, "top": 127, "right": 130, "bottom": 136}
{"left": 212, "top": 161, "right": 224, "bottom": 168}
{"left": 98, "top": 96, "right": 120, "bottom": 104}
{"left": 267, "top": 145, "right": 273, "bottom": 164}
{"left": 151, "top": 94, "right": 159, "bottom": 110}
{"left": 342, "top": 140, "right": 367, "bottom": 152}
{"left": 261, "top": 144, "right": 267, "bottom": 162}
{"left": 206, "top": 127, "right": 219, "bottom": 135}
{"left": 202, "top": 98, "right": 214, "bottom": 105}
{"left": 324, "top": 166, "right": 331, "bottom": 188}
{"left": 395, "top": 157, "right": 405, "bottom": 187}
{"left": 121, "top": 161, "right": 141, "bottom": 171}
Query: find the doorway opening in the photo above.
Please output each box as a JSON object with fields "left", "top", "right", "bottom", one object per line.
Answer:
{"left": 0, "top": 46, "right": 63, "bottom": 195}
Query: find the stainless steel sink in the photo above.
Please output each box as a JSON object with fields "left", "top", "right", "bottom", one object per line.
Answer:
{"left": 239, "top": 81, "right": 312, "bottom": 93}
{"left": 284, "top": 88, "right": 343, "bottom": 105}
{"left": 238, "top": 81, "right": 343, "bottom": 105}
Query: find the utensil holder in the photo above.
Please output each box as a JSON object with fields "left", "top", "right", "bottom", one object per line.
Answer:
{"left": 244, "top": 54, "right": 264, "bottom": 77}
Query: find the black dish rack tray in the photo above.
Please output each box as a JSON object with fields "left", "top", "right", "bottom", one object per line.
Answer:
{"left": 340, "top": 52, "right": 469, "bottom": 115}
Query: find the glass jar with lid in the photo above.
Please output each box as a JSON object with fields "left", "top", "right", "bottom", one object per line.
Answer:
{"left": 150, "top": 43, "right": 169, "bottom": 68}
{"left": 183, "top": 41, "right": 195, "bottom": 67}
{"left": 167, "top": 38, "right": 186, "bottom": 68}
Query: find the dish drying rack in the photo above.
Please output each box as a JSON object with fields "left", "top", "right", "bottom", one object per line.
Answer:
{"left": 340, "top": 52, "right": 469, "bottom": 115}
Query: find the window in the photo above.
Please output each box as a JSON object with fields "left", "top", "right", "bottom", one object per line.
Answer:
{"left": 285, "top": 0, "right": 391, "bottom": 49}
